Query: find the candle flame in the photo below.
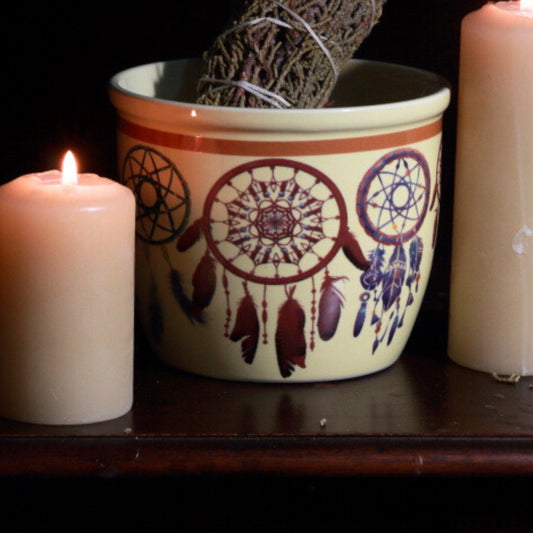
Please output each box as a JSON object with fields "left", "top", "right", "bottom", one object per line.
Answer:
{"left": 62, "top": 150, "right": 78, "bottom": 185}
{"left": 522, "top": 0, "right": 533, "bottom": 12}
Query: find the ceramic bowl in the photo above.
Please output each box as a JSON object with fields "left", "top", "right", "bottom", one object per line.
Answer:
{"left": 109, "top": 58, "right": 450, "bottom": 382}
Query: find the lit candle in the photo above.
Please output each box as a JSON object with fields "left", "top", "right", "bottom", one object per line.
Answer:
{"left": 0, "top": 152, "right": 135, "bottom": 424}
{"left": 449, "top": 0, "right": 533, "bottom": 374}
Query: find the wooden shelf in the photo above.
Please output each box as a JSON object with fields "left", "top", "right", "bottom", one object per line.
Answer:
{"left": 2, "top": 305, "right": 533, "bottom": 480}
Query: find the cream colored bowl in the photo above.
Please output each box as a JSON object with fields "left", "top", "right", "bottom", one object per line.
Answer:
{"left": 109, "top": 58, "right": 450, "bottom": 382}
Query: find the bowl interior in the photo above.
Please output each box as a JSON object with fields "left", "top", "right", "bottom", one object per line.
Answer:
{"left": 113, "top": 58, "right": 447, "bottom": 108}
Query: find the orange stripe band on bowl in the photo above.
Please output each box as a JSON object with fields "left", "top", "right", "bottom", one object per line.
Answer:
{"left": 118, "top": 117, "right": 442, "bottom": 157}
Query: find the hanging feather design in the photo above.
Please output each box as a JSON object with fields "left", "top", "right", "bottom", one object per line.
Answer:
{"left": 398, "top": 236, "right": 425, "bottom": 327}
{"left": 229, "top": 284, "right": 260, "bottom": 364}
{"left": 169, "top": 157, "right": 429, "bottom": 375}
{"left": 387, "top": 311, "right": 400, "bottom": 346}
{"left": 176, "top": 217, "right": 204, "bottom": 252}
{"left": 353, "top": 291, "right": 370, "bottom": 337}
{"left": 174, "top": 216, "right": 211, "bottom": 322}
{"left": 354, "top": 243, "right": 409, "bottom": 352}
{"left": 275, "top": 285, "right": 307, "bottom": 378}
{"left": 354, "top": 247, "right": 385, "bottom": 337}
{"left": 169, "top": 268, "right": 203, "bottom": 323}
{"left": 340, "top": 226, "right": 370, "bottom": 271}
{"left": 191, "top": 251, "right": 217, "bottom": 319}
{"left": 360, "top": 247, "right": 385, "bottom": 291}
{"left": 317, "top": 273, "right": 346, "bottom": 341}
{"left": 381, "top": 245, "right": 407, "bottom": 312}
{"left": 407, "top": 236, "right": 423, "bottom": 292}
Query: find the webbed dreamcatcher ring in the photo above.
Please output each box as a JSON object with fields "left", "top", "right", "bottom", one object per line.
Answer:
{"left": 122, "top": 145, "right": 191, "bottom": 244}
{"left": 357, "top": 148, "right": 430, "bottom": 246}
{"left": 202, "top": 158, "right": 348, "bottom": 285}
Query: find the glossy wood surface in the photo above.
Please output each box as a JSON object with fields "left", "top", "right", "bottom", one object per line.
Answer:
{"left": 2, "top": 312, "right": 533, "bottom": 479}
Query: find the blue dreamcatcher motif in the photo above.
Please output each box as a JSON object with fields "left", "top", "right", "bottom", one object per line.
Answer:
{"left": 353, "top": 148, "right": 430, "bottom": 353}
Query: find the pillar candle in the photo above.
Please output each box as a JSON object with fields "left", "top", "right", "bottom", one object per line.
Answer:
{"left": 449, "top": 1, "right": 533, "bottom": 375}
{"left": 0, "top": 152, "right": 135, "bottom": 424}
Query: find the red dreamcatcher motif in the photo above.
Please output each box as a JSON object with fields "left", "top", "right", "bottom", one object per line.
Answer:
{"left": 176, "top": 158, "right": 369, "bottom": 377}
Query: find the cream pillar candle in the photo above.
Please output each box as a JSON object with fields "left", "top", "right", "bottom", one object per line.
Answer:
{"left": 0, "top": 152, "right": 135, "bottom": 424}
{"left": 449, "top": 1, "right": 533, "bottom": 375}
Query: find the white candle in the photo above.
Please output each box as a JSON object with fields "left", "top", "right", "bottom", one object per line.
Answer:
{"left": 449, "top": 1, "right": 533, "bottom": 375}
{"left": 0, "top": 152, "right": 136, "bottom": 424}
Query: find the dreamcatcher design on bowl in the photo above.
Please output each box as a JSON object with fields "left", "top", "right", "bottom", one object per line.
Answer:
{"left": 176, "top": 158, "right": 369, "bottom": 378}
{"left": 122, "top": 145, "right": 191, "bottom": 244}
{"left": 353, "top": 148, "right": 430, "bottom": 353}
{"left": 121, "top": 145, "right": 192, "bottom": 344}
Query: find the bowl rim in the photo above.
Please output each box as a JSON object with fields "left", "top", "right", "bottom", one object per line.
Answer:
{"left": 109, "top": 58, "right": 451, "bottom": 132}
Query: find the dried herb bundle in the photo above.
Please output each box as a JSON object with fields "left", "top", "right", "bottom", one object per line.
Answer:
{"left": 197, "top": 0, "right": 386, "bottom": 109}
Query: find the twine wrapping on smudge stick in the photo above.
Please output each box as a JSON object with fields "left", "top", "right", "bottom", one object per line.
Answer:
{"left": 196, "top": 0, "right": 386, "bottom": 109}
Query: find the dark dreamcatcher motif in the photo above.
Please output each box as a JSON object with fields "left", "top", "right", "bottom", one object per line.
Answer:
{"left": 121, "top": 145, "right": 192, "bottom": 346}
{"left": 176, "top": 158, "right": 369, "bottom": 377}
{"left": 122, "top": 145, "right": 191, "bottom": 244}
{"left": 353, "top": 148, "right": 430, "bottom": 353}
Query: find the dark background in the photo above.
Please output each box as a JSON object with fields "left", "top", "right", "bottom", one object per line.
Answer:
{"left": 6, "top": 2, "right": 522, "bottom": 532}
{"left": 3, "top": 0, "right": 483, "bottom": 180}
{"left": 3, "top": 0, "right": 486, "bottom": 355}
{"left": 2, "top": 0, "right": 485, "bottom": 293}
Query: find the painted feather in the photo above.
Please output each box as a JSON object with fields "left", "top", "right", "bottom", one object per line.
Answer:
{"left": 192, "top": 252, "right": 217, "bottom": 318}
{"left": 318, "top": 274, "right": 346, "bottom": 341}
{"left": 353, "top": 292, "right": 369, "bottom": 337}
{"left": 176, "top": 217, "right": 203, "bottom": 252}
{"left": 169, "top": 268, "right": 203, "bottom": 323}
{"left": 372, "top": 337, "right": 380, "bottom": 354}
{"left": 229, "top": 287, "right": 260, "bottom": 364}
{"left": 381, "top": 245, "right": 406, "bottom": 312}
{"left": 407, "top": 236, "right": 423, "bottom": 287}
{"left": 275, "top": 286, "right": 306, "bottom": 378}
{"left": 341, "top": 226, "right": 370, "bottom": 271}
{"left": 360, "top": 247, "right": 385, "bottom": 291}
{"left": 387, "top": 313, "right": 400, "bottom": 345}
